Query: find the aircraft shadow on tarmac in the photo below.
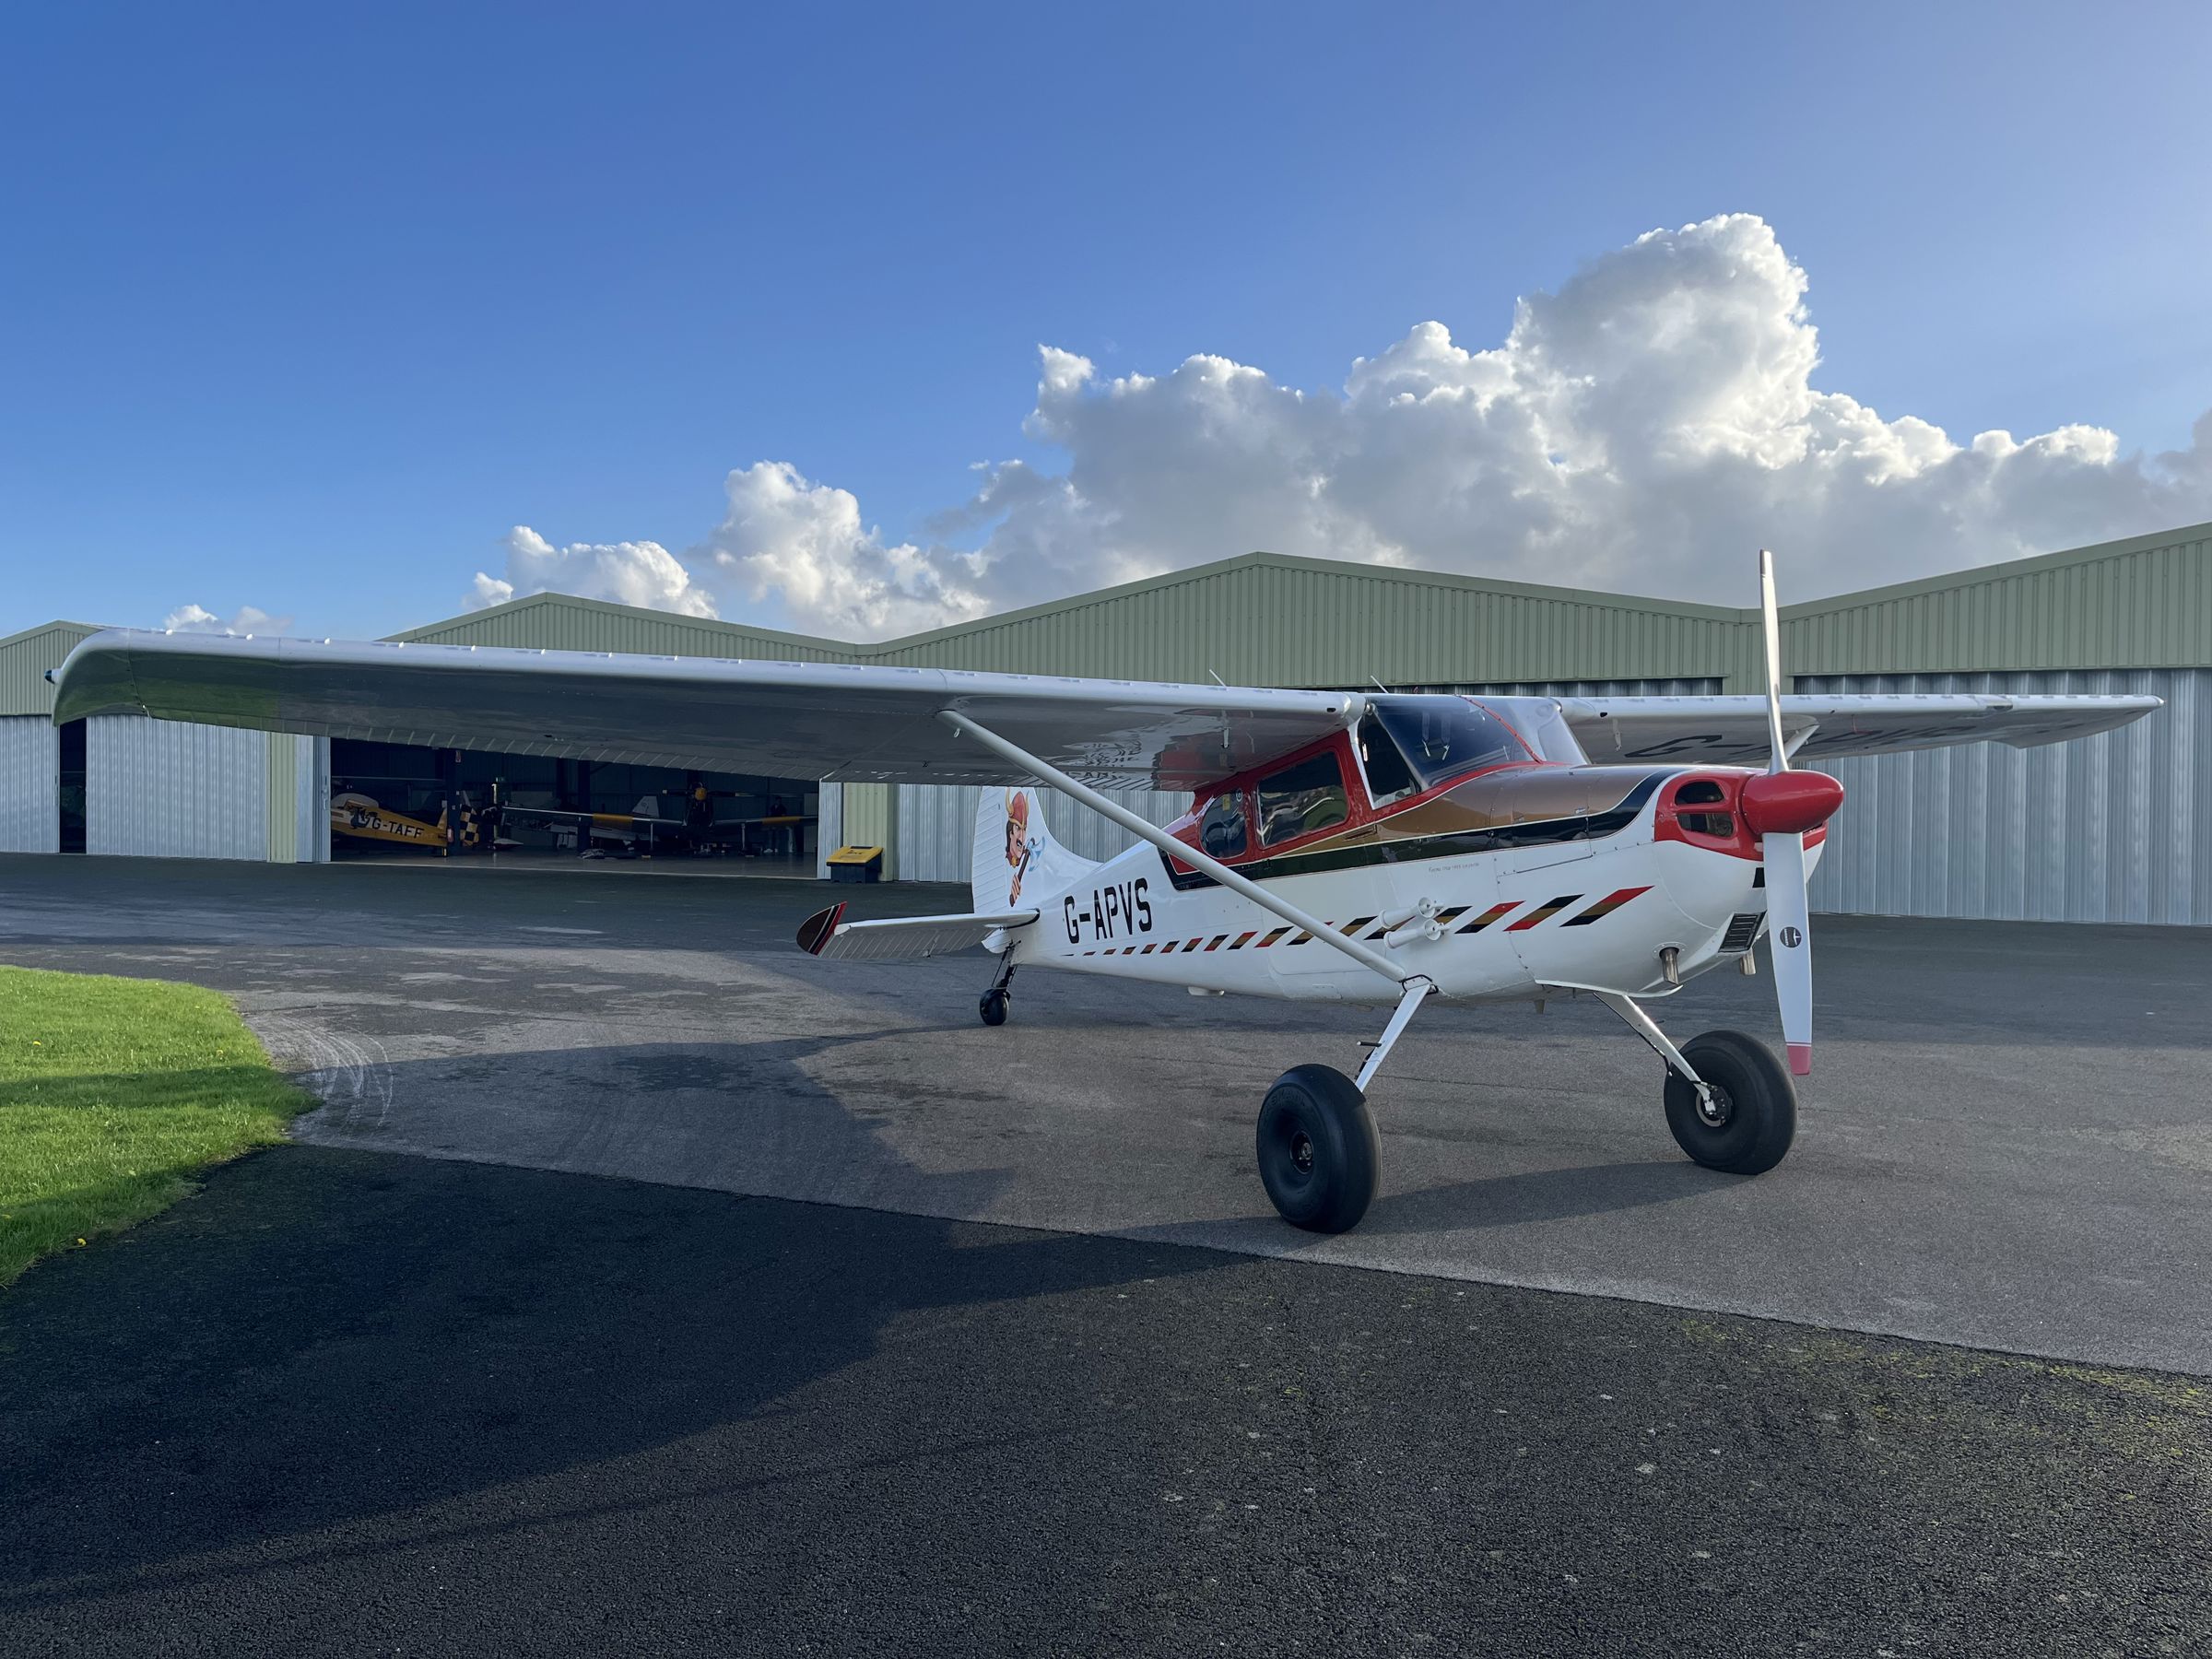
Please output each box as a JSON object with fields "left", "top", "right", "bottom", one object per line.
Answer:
{"left": 1342, "top": 1158, "right": 1723, "bottom": 1236}
{"left": 0, "top": 1141, "right": 1230, "bottom": 1608}
{"left": 2, "top": 1036, "right": 1712, "bottom": 1605}
{"left": 1122, "top": 1158, "right": 1727, "bottom": 1255}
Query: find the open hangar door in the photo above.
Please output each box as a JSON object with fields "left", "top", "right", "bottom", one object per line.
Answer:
{"left": 328, "top": 739, "right": 820, "bottom": 870}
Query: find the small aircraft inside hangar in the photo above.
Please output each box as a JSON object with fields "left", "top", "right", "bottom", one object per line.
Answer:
{"left": 324, "top": 738, "right": 820, "bottom": 865}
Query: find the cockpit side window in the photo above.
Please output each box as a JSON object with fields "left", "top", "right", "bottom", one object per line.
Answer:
{"left": 1197, "top": 791, "right": 1249, "bottom": 860}
{"left": 1254, "top": 751, "right": 1349, "bottom": 848}
{"left": 1357, "top": 710, "right": 1418, "bottom": 804}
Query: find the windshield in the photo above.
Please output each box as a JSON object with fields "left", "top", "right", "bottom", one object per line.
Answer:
{"left": 1484, "top": 696, "right": 1589, "bottom": 765}
{"left": 1368, "top": 696, "right": 1531, "bottom": 787}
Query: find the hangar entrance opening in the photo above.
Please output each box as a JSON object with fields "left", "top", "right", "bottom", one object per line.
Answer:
{"left": 57, "top": 719, "right": 85, "bottom": 853}
{"left": 328, "top": 740, "right": 818, "bottom": 874}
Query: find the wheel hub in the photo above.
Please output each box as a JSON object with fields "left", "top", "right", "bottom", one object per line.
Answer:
{"left": 1290, "top": 1131, "right": 1314, "bottom": 1173}
{"left": 1696, "top": 1083, "right": 1734, "bottom": 1128}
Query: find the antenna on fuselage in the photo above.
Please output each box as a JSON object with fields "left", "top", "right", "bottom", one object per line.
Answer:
{"left": 1371, "top": 677, "right": 1390, "bottom": 694}
{"left": 1207, "top": 668, "right": 1227, "bottom": 687}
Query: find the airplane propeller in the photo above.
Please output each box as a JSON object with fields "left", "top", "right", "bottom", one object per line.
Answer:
{"left": 1735, "top": 549, "right": 1844, "bottom": 1076}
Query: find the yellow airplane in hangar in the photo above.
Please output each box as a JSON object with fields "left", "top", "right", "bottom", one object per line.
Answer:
{"left": 330, "top": 790, "right": 451, "bottom": 853}
{"left": 327, "top": 787, "right": 688, "bottom": 856}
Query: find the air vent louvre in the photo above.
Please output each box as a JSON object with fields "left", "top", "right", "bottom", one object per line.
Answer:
{"left": 1721, "top": 912, "right": 1765, "bottom": 952}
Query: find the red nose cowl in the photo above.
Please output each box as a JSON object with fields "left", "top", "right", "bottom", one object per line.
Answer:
{"left": 1737, "top": 771, "right": 1845, "bottom": 836}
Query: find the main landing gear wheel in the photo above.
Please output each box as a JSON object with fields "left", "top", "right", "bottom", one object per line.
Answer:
{"left": 1256, "top": 1064, "right": 1381, "bottom": 1233}
{"left": 1664, "top": 1030, "right": 1796, "bottom": 1175}
{"left": 978, "top": 988, "right": 1009, "bottom": 1027}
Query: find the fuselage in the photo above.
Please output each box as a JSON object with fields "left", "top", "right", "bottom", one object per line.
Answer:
{"left": 1004, "top": 695, "right": 1826, "bottom": 1006}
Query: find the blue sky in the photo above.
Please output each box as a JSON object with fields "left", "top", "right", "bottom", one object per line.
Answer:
{"left": 4, "top": 1, "right": 2208, "bottom": 640}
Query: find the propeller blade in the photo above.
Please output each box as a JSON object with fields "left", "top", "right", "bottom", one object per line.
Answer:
{"left": 1758, "top": 547, "right": 1788, "bottom": 774}
{"left": 1764, "top": 830, "right": 1813, "bottom": 1075}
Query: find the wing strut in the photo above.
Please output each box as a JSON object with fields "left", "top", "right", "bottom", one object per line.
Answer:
{"left": 936, "top": 709, "right": 1412, "bottom": 989}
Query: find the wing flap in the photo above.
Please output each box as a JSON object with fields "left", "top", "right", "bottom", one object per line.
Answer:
{"left": 796, "top": 904, "right": 1040, "bottom": 962}
{"left": 1562, "top": 693, "right": 2162, "bottom": 767}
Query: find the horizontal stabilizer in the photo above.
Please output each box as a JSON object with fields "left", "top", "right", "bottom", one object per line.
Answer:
{"left": 795, "top": 904, "right": 1039, "bottom": 962}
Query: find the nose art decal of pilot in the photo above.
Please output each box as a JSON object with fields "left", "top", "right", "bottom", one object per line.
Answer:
{"left": 1005, "top": 789, "right": 1033, "bottom": 903}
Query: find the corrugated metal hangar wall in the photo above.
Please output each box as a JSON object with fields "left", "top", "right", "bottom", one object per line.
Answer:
{"left": 0, "top": 620, "right": 330, "bottom": 864}
{"left": 84, "top": 717, "right": 328, "bottom": 863}
{"left": 1802, "top": 669, "right": 2206, "bottom": 924}
{"left": 3, "top": 522, "right": 2206, "bottom": 919}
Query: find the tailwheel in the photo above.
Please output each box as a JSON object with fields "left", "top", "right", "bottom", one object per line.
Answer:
{"left": 978, "top": 988, "right": 1009, "bottom": 1027}
{"left": 1256, "top": 1064, "right": 1381, "bottom": 1233}
{"left": 1663, "top": 1030, "right": 1796, "bottom": 1175}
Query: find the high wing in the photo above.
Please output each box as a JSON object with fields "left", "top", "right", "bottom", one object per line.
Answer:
{"left": 50, "top": 629, "right": 1359, "bottom": 791}
{"left": 1560, "top": 692, "right": 2163, "bottom": 768}
{"left": 51, "top": 629, "right": 2161, "bottom": 787}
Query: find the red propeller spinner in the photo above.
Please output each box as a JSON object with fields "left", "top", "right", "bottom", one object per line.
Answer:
{"left": 1737, "top": 770, "right": 1845, "bottom": 838}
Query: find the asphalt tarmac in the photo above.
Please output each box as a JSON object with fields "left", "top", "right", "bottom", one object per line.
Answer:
{"left": 3, "top": 855, "right": 2209, "bottom": 1654}
{"left": 4, "top": 1147, "right": 2206, "bottom": 1657}
{"left": 4, "top": 856, "right": 2207, "bottom": 1373}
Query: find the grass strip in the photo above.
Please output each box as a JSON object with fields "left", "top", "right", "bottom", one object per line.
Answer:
{"left": 0, "top": 965, "right": 310, "bottom": 1286}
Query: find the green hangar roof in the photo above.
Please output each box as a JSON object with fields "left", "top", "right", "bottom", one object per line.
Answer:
{"left": 0, "top": 620, "right": 100, "bottom": 718}
{"left": 394, "top": 554, "right": 1755, "bottom": 687}
{"left": 391, "top": 521, "right": 2212, "bottom": 690}
{"left": 1780, "top": 523, "right": 2212, "bottom": 677}
{"left": 5, "top": 521, "right": 2208, "bottom": 717}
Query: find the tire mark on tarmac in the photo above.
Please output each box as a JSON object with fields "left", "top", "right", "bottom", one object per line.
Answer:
{"left": 251, "top": 1015, "right": 395, "bottom": 1131}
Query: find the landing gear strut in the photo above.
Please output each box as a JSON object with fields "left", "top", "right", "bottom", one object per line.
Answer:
{"left": 978, "top": 951, "right": 1017, "bottom": 1027}
{"left": 1256, "top": 979, "right": 1433, "bottom": 1234}
{"left": 1594, "top": 992, "right": 1796, "bottom": 1175}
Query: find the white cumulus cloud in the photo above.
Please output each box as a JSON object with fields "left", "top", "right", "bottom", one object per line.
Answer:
{"left": 697, "top": 461, "right": 990, "bottom": 640}
{"left": 475, "top": 214, "right": 2212, "bottom": 636}
{"left": 467, "top": 527, "right": 718, "bottom": 618}
{"left": 162, "top": 603, "right": 293, "bottom": 634}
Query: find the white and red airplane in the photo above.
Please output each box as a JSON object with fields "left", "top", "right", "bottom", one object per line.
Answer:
{"left": 53, "top": 554, "right": 2159, "bottom": 1233}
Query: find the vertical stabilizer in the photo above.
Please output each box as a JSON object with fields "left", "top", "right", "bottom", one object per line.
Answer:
{"left": 971, "top": 787, "right": 1095, "bottom": 913}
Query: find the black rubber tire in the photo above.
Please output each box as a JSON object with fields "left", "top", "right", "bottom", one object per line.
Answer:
{"left": 1663, "top": 1030, "right": 1797, "bottom": 1175}
{"left": 978, "top": 988, "right": 1009, "bottom": 1027}
{"left": 1255, "top": 1064, "right": 1382, "bottom": 1233}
